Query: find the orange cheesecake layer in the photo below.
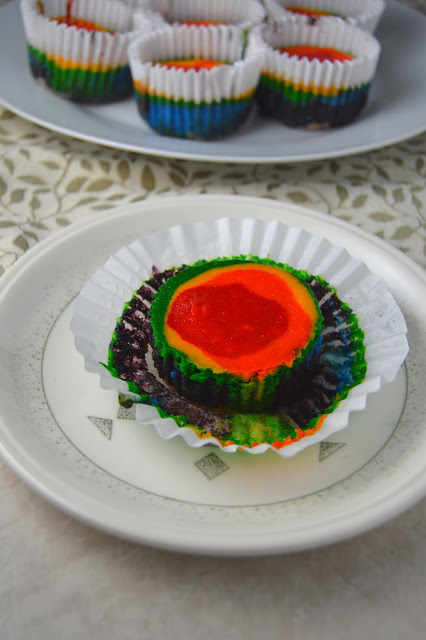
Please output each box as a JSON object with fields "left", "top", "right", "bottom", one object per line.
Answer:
{"left": 157, "top": 58, "right": 226, "bottom": 71}
{"left": 280, "top": 45, "right": 354, "bottom": 63}
{"left": 286, "top": 7, "right": 336, "bottom": 18}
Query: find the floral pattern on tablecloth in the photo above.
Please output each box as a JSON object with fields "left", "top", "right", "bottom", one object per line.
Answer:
{"left": 0, "top": 106, "right": 425, "bottom": 274}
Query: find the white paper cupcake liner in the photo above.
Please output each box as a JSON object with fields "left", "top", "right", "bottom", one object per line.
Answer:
{"left": 130, "top": 0, "right": 266, "bottom": 31}
{"left": 263, "top": 0, "right": 386, "bottom": 33}
{"left": 71, "top": 218, "right": 409, "bottom": 459}
{"left": 20, "top": 0, "right": 136, "bottom": 101}
{"left": 128, "top": 24, "right": 265, "bottom": 138}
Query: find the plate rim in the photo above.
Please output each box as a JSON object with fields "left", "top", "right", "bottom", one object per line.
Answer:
{"left": 1, "top": 0, "right": 425, "bottom": 164}
{"left": 0, "top": 194, "right": 425, "bottom": 556}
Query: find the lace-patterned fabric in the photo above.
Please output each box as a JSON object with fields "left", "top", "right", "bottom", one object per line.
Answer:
{"left": 0, "top": 104, "right": 425, "bottom": 274}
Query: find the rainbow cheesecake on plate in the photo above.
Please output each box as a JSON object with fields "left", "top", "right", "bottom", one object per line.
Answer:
{"left": 149, "top": 259, "right": 324, "bottom": 413}
{"left": 105, "top": 256, "right": 367, "bottom": 449}
{"left": 255, "top": 14, "right": 381, "bottom": 128}
{"left": 128, "top": 23, "right": 265, "bottom": 139}
{"left": 263, "top": 0, "right": 385, "bottom": 33}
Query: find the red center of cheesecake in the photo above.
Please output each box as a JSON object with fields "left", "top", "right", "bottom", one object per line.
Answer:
{"left": 286, "top": 7, "right": 337, "bottom": 18}
{"left": 167, "top": 283, "right": 289, "bottom": 358}
{"left": 158, "top": 59, "right": 225, "bottom": 71}
{"left": 163, "top": 264, "right": 319, "bottom": 378}
{"left": 280, "top": 45, "right": 354, "bottom": 63}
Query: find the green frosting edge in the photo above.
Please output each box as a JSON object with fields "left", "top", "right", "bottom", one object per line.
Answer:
{"left": 259, "top": 74, "right": 369, "bottom": 103}
{"left": 27, "top": 44, "right": 131, "bottom": 100}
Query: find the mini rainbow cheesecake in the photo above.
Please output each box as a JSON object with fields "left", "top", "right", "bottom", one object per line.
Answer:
{"left": 128, "top": 24, "right": 265, "bottom": 139}
{"left": 20, "top": 0, "right": 135, "bottom": 102}
{"left": 263, "top": 0, "right": 385, "bottom": 33}
{"left": 256, "top": 15, "right": 380, "bottom": 129}
{"left": 131, "top": 0, "right": 266, "bottom": 32}
{"left": 105, "top": 256, "right": 368, "bottom": 449}
{"left": 150, "top": 259, "right": 324, "bottom": 412}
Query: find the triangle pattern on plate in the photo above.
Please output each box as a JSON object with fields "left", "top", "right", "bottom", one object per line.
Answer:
{"left": 117, "top": 404, "right": 136, "bottom": 420}
{"left": 88, "top": 416, "right": 113, "bottom": 440}
{"left": 319, "top": 441, "right": 346, "bottom": 462}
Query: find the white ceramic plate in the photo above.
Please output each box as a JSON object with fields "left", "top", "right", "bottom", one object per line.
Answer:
{"left": 0, "top": 195, "right": 425, "bottom": 556}
{"left": 0, "top": 0, "right": 425, "bottom": 163}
